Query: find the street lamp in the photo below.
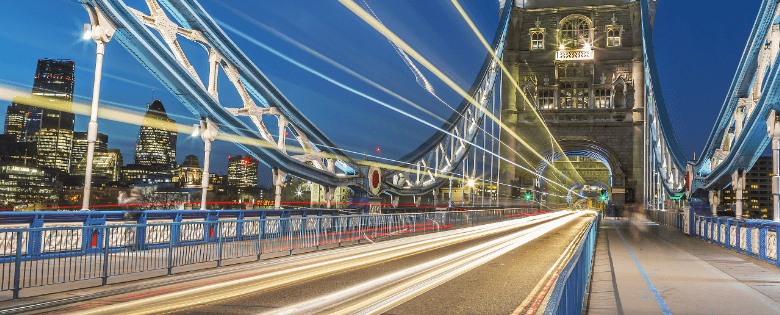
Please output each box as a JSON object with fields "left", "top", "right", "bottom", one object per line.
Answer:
{"left": 81, "top": 8, "right": 116, "bottom": 210}
{"left": 82, "top": 24, "right": 92, "bottom": 40}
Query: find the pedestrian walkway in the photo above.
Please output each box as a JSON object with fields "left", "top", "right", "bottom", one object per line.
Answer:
{"left": 586, "top": 217, "right": 780, "bottom": 315}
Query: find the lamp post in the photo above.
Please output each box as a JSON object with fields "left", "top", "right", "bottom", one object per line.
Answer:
{"left": 199, "top": 118, "right": 219, "bottom": 210}
{"left": 81, "top": 9, "right": 116, "bottom": 210}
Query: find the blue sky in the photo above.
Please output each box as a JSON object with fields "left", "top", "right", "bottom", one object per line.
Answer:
{"left": 0, "top": 0, "right": 762, "bottom": 186}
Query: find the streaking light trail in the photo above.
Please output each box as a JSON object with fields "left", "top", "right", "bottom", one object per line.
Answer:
{"left": 214, "top": 4, "right": 561, "bottom": 185}
{"left": 447, "top": 0, "right": 584, "bottom": 184}
{"left": 215, "top": 22, "right": 577, "bottom": 194}
{"left": 359, "top": 0, "right": 437, "bottom": 97}
{"left": 336, "top": 0, "right": 574, "bottom": 183}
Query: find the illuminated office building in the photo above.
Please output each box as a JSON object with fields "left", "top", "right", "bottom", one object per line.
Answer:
{"left": 73, "top": 149, "right": 122, "bottom": 182}
{"left": 4, "top": 59, "right": 78, "bottom": 174}
{"left": 4, "top": 100, "right": 31, "bottom": 142}
{"left": 32, "top": 59, "right": 75, "bottom": 105}
{"left": 228, "top": 155, "right": 258, "bottom": 188}
{"left": 121, "top": 164, "right": 172, "bottom": 185}
{"left": 0, "top": 162, "right": 60, "bottom": 208}
{"left": 70, "top": 132, "right": 108, "bottom": 173}
{"left": 134, "top": 100, "right": 177, "bottom": 170}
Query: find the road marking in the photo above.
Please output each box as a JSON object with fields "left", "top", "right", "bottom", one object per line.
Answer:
{"left": 610, "top": 220, "right": 672, "bottom": 315}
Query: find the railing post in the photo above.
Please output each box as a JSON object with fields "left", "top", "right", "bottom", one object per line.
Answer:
{"left": 167, "top": 225, "right": 174, "bottom": 276}
{"left": 257, "top": 220, "right": 263, "bottom": 261}
{"left": 338, "top": 217, "right": 343, "bottom": 248}
{"left": 288, "top": 218, "right": 294, "bottom": 256}
{"left": 217, "top": 222, "right": 223, "bottom": 267}
{"left": 413, "top": 215, "right": 417, "bottom": 236}
{"left": 316, "top": 217, "right": 321, "bottom": 251}
{"left": 102, "top": 227, "right": 110, "bottom": 285}
{"left": 13, "top": 231, "right": 23, "bottom": 299}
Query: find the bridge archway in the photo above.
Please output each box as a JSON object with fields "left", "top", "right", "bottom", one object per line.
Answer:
{"left": 537, "top": 139, "right": 627, "bottom": 205}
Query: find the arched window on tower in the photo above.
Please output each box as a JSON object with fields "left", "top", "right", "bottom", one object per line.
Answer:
{"left": 531, "top": 31, "right": 545, "bottom": 50}
{"left": 606, "top": 14, "right": 623, "bottom": 48}
{"left": 560, "top": 15, "right": 591, "bottom": 48}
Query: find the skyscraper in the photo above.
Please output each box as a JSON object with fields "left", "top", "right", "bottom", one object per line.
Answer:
{"left": 134, "top": 100, "right": 177, "bottom": 170}
{"left": 31, "top": 59, "right": 75, "bottom": 106}
{"left": 70, "top": 132, "right": 108, "bottom": 173}
{"left": 4, "top": 99, "right": 30, "bottom": 142}
{"left": 228, "top": 155, "right": 258, "bottom": 188}
{"left": 5, "top": 59, "right": 78, "bottom": 174}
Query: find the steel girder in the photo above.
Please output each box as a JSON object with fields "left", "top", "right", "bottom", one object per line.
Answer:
{"left": 690, "top": 0, "right": 780, "bottom": 193}
{"left": 640, "top": 0, "right": 687, "bottom": 196}
{"left": 79, "top": 0, "right": 515, "bottom": 197}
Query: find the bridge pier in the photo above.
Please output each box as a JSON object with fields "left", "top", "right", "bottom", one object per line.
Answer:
{"left": 732, "top": 170, "right": 746, "bottom": 219}
{"left": 767, "top": 110, "right": 780, "bottom": 222}
{"left": 324, "top": 187, "right": 334, "bottom": 209}
{"left": 709, "top": 190, "right": 720, "bottom": 217}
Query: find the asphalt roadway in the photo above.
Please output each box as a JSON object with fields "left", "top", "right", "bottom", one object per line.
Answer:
{"left": 16, "top": 211, "right": 593, "bottom": 315}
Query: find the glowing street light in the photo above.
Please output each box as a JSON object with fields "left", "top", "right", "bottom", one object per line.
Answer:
{"left": 82, "top": 24, "right": 92, "bottom": 40}
{"left": 191, "top": 123, "right": 200, "bottom": 137}
{"left": 467, "top": 179, "right": 475, "bottom": 187}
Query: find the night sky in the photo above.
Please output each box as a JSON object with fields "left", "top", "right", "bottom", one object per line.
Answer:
{"left": 0, "top": 0, "right": 763, "bottom": 186}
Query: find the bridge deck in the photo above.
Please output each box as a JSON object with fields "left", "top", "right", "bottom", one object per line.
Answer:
{"left": 587, "top": 218, "right": 780, "bottom": 315}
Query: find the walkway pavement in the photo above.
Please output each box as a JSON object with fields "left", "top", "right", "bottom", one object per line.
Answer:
{"left": 586, "top": 217, "right": 780, "bottom": 315}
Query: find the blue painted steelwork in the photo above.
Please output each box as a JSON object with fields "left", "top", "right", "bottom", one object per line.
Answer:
{"left": 639, "top": 0, "right": 688, "bottom": 200}
{"left": 77, "top": 0, "right": 516, "bottom": 197}
{"left": 648, "top": 209, "right": 780, "bottom": 268}
{"left": 640, "top": 0, "right": 687, "bottom": 173}
{"left": 542, "top": 214, "right": 599, "bottom": 315}
{"left": 690, "top": 0, "right": 780, "bottom": 192}
{"left": 0, "top": 208, "right": 542, "bottom": 298}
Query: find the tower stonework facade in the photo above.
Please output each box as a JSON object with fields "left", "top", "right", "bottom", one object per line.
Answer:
{"left": 501, "top": 0, "right": 656, "bottom": 207}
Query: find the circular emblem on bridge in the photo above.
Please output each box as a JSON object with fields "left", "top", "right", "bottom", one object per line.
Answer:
{"left": 367, "top": 164, "right": 382, "bottom": 196}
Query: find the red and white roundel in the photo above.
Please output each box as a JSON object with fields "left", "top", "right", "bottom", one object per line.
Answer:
{"left": 368, "top": 164, "right": 382, "bottom": 196}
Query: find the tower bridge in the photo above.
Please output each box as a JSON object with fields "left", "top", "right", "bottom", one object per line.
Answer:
{"left": 4, "top": 0, "right": 780, "bottom": 313}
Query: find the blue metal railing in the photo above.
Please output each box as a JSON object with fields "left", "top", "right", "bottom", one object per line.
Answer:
{"left": 542, "top": 213, "right": 600, "bottom": 315}
{"left": 646, "top": 209, "right": 780, "bottom": 268}
{"left": 0, "top": 208, "right": 547, "bottom": 299}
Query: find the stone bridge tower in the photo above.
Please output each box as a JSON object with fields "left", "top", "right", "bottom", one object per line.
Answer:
{"left": 500, "top": 0, "right": 656, "bottom": 207}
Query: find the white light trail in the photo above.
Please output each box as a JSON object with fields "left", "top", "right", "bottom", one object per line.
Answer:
{"left": 336, "top": 0, "right": 572, "bottom": 182}
{"left": 216, "top": 21, "right": 576, "bottom": 193}
{"left": 359, "top": 0, "right": 437, "bottom": 96}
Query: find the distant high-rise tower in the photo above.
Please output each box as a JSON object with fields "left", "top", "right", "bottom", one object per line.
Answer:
{"left": 4, "top": 99, "right": 30, "bottom": 142}
{"left": 70, "top": 132, "right": 108, "bottom": 173}
{"left": 134, "top": 100, "right": 177, "bottom": 170}
{"left": 32, "top": 59, "right": 75, "bottom": 104}
{"left": 3, "top": 59, "right": 76, "bottom": 174}
{"left": 228, "top": 155, "right": 258, "bottom": 188}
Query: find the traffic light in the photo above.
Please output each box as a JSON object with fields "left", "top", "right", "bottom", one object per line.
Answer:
{"left": 524, "top": 191, "right": 532, "bottom": 200}
{"left": 599, "top": 190, "right": 607, "bottom": 201}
